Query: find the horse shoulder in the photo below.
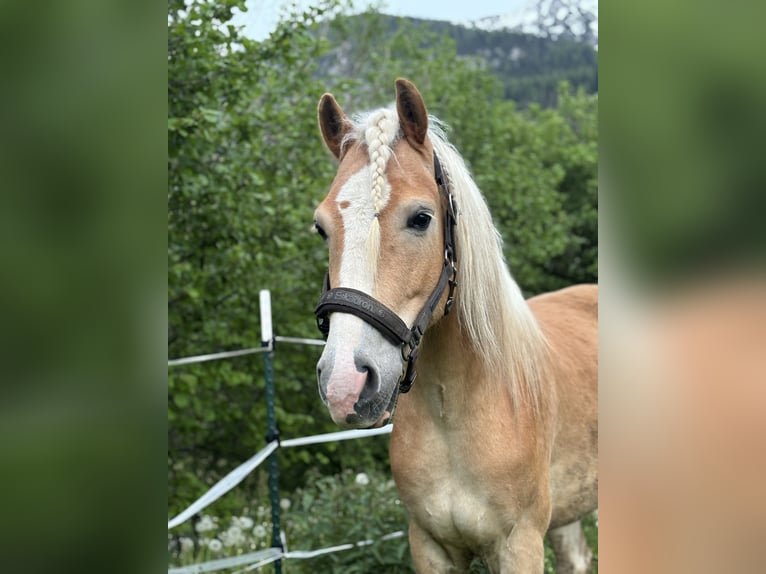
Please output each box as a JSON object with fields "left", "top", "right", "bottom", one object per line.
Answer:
{"left": 526, "top": 283, "right": 598, "bottom": 392}
{"left": 528, "top": 284, "right": 598, "bottom": 320}
{"left": 527, "top": 285, "right": 599, "bottom": 525}
{"left": 527, "top": 284, "right": 598, "bottom": 355}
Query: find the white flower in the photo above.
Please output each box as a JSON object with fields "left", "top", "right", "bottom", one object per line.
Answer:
{"left": 253, "top": 524, "right": 267, "bottom": 538}
{"left": 208, "top": 539, "right": 223, "bottom": 552}
{"left": 179, "top": 537, "right": 194, "bottom": 552}
{"left": 220, "top": 525, "right": 245, "bottom": 547}
{"left": 355, "top": 472, "right": 370, "bottom": 486}
{"left": 195, "top": 515, "right": 218, "bottom": 533}
{"left": 232, "top": 516, "right": 254, "bottom": 530}
{"left": 279, "top": 498, "right": 291, "bottom": 510}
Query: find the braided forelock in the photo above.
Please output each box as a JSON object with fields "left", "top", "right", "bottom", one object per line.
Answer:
{"left": 359, "top": 109, "right": 399, "bottom": 278}
{"left": 364, "top": 109, "right": 399, "bottom": 214}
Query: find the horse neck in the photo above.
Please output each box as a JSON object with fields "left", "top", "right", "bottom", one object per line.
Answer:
{"left": 410, "top": 309, "right": 507, "bottom": 424}
{"left": 403, "top": 291, "right": 552, "bottom": 435}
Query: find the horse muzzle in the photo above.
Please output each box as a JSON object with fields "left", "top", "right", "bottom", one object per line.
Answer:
{"left": 316, "top": 331, "right": 397, "bottom": 428}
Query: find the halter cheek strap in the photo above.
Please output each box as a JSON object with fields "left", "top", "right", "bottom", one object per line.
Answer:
{"left": 314, "top": 151, "right": 457, "bottom": 394}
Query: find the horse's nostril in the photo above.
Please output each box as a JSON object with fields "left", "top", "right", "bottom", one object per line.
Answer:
{"left": 316, "top": 367, "right": 327, "bottom": 402}
{"left": 358, "top": 365, "right": 379, "bottom": 402}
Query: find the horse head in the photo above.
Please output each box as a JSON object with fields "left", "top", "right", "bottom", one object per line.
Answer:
{"left": 313, "top": 79, "right": 455, "bottom": 428}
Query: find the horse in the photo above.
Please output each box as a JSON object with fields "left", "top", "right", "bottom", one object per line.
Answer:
{"left": 312, "top": 78, "right": 598, "bottom": 573}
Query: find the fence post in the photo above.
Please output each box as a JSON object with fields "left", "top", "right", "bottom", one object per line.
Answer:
{"left": 260, "top": 289, "right": 282, "bottom": 574}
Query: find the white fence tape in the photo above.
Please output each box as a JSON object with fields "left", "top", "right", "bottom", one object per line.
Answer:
{"left": 169, "top": 547, "right": 282, "bottom": 574}
{"left": 281, "top": 424, "right": 392, "bottom": 448}
{"left": 168, "top": 321, "right": 399, "bottom": 572}
{"left": 168, "top": 347, "right": 269, "bottom": 367}
{"left": 168, "top": 337, "right": 324, "bottom": 368}
{"left": 170, "top": 531, "right": 406, "bottom": 574}
{"left": 168, "top": 441, "right": 279, "bottom": 530}
{"left": 285, "top": 530, "right": 405, "bottom": 558}
{"left": 168, "top": 425, "right": 393, "bottom": 530}
{"left": 274, "top": 335, "right": 325, "bottom": 347}
{"left": 230, "top": 552, "right": 283, "bottom": 574}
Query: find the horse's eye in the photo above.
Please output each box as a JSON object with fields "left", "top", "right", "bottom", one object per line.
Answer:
{"left": 314, "top": 221, "right": 328, "bottom": 241}
{"left": 408, "top": 212, "right": 432, "bottom": 232}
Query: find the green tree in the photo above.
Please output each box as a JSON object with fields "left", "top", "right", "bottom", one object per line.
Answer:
{"left": 469, "top": 84, "right": 598, "bottom": 294}
{"left": 168, "top": 0, "right": 359, "bottom": 521}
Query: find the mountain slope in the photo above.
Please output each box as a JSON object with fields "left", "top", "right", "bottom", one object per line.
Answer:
{"left": 470, "top": 0, "right": 598, "bottom": 49}
{"left": 318, "top": 12, "right": 597, "bottom": 108}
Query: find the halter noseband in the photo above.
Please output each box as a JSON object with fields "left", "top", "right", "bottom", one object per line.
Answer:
{"left": 314, "top": 151, "right": 458, "bottom": 394}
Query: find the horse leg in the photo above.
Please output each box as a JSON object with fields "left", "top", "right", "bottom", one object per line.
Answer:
{"left": 548, "top": 519, "right": 593, "bottom": 574}
{"left": 409, "top": 520, "right": 471, "bottom": 574}
{"left": 494, "top": 523, "right": 546, "bottom": 574}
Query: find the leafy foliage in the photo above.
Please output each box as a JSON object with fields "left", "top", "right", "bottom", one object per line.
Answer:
{"left": 468, "top": 84, "right": 598, "bottom": 294}
{"left": 168, "top": 0, "right": 361, "bottom": 516}
{"left": 284, "top": 468, "right": 413, "bottom": 573}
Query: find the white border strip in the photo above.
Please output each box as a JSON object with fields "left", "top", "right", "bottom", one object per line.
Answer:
{"left": 168, "top": 441, "right": 278, "bottom": 529}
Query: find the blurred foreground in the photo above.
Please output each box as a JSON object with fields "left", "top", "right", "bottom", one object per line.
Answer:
{"left": 601, "top": 1, "right": 765, "bottom": 571}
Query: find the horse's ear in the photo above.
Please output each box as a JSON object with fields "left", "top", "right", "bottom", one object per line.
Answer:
{"left": 318, "top": 93, "right": 350, "bottom": 159}
{"left": 395, "top": 78, "right": 428, "bottom": 147}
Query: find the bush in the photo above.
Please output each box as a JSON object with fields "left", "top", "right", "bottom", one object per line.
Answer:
{"left": 167, "top": 466, "right": 412, "bottom": 572}
{"left": 284, "top": 467, "right": 413, "bottom": 573}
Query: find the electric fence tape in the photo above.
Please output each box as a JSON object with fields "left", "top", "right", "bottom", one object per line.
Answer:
{"left": 167, "top": 424, "right": 393, "bottom": 530}
{"left": 168, "top": 531, "right": 406, "bottom": 574}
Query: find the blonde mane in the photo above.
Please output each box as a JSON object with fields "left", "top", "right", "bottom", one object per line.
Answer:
{"left": 428, "top": 120, "right": 549, "bottom": 412}
{"left": 342, "top": 108, "right": 548, "bottom": 411}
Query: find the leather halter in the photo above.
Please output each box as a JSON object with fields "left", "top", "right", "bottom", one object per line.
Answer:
{"left": 315, "top": 151, "right": 458, "bottom": 394}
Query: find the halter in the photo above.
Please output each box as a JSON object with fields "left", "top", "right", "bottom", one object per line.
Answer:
{"left": 315, "top": 151, "right": 458, "bottom": 394}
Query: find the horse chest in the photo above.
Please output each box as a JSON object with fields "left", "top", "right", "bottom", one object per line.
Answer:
{"left": 415, "top": 475, "right": 503, "bottom": 547}
{"left": 392, "top": 428, "right": 508, "bottom": 548}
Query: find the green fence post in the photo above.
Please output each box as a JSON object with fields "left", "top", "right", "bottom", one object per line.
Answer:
{"left": 260, "top": 289, "right": 282, "bottom": 574}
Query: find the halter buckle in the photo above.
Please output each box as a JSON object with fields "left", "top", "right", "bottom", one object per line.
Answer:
{"left": 401, "top": 328, "right": 420, "bottom": 362}
{"left": 399, "top": 345, "right": 419, "bottom": 393}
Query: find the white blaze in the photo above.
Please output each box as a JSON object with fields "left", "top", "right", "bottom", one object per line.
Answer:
{"left": 336, "top": 164, "right": 390, "bottom": 293}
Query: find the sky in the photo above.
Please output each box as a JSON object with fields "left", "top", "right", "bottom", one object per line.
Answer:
{"left": 234, "top": 0, "right": 527, "bottom": 41}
